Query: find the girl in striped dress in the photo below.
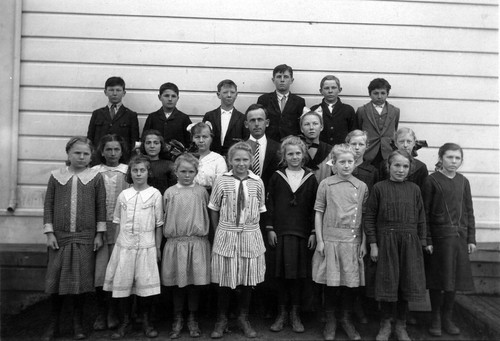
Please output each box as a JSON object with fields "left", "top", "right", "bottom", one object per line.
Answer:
{"left": 208, "top": 142, "right": 266, "bottom": 339}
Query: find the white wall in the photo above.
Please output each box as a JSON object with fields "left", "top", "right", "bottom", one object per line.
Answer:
{"left": 1, "top": 0, "right": 498, "bottom": 243}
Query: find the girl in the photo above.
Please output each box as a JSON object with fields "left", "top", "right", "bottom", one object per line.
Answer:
{"left": 92, "top": 134, "right": 129, "bottom": 331}
{"left": 191, "top": 122, "right": 228, "bottom": 192}
{"left": 312, "top": 144, "right": 368, "bottom": 341}
{"left": 422, "top": 143, "right": 476, "bottom": 337}
{"left": 365, "top": 150, "right": 427, "bottom": 341}
{"left": 266, "top": 136, "right": 318, "bottom": 333}
{"left": 104, "top": 155, "right": 164, "bottom": 339}
{"left": 42, "top": 137, "right": 106, "bottom": 341}
{"left": 208, "top": 142, "right": 266, "bottom": 339}
{"left": 300, "top": 111, "right": 333, "bottom": 183}
{"left": 140, "top": 129, "right": 177, "bottom": 195}
{"left": 162, "top": 153, "right": 211, "bottom": 338}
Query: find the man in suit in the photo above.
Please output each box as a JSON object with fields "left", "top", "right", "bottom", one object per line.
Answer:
{"left": 257, "top": 64, "right": 306, "bottom": 142}
{"left": 203, "top": 79, "right": 248, "bottom": 156}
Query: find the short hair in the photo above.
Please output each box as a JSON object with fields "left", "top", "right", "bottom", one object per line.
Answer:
{"left": 227, "top": 142, "right": 253, "bottom": 164}
{"left": 217, "top": 79, "right": 237, "bottom": 92}
{"left": 174, "top": 153, "right": 199, "bottom": 173}
{"left": 368, "top": 78, "right": 391, "bottom": 94}
{"left": 394, "top": 127, "right": 417, "bottom": 142}
{"left": 96, "top": 134, "right": 129, "bottom": 165}
{"left": 386, "top": 150, "right": 413, "bottom": 173}
{"left": 245, "top": 103, "right": 268, "bottom": 120}
{"left": 330, "top": 144, "right": 356, "bottom": 164}
{"left": 279, "top": 136, "right": 308, "bottom": 167}
{"left": 126, "top": 154, "right": 152, "bottom": 184}
{"left": 300, "top": 111, "right": 323, "bottom": 127}
{"left": 65, "top": 136, "right": 94, "bottom": 166}
{"left": 159, "top": 82, "right": 179, "bottom": 96}
{"left": 345, "top": 129, "right": 369, "bottom": 145}
{"left": 190, "top": 122, "right": 214, "bottom": 140}
{"left": 320, "top": 75, "right": 341, "bottom": 89}
{"left": 140, "top": 129, "right": 166, "bottom": 155}
{"left": 105, "top": 77, "right": 125, "bottom": 90}
{"left": 435, "top": 142, "right": 463, "bottom": 171}
{"left": 273, "top": 64, "right": 293, "bottom": 78}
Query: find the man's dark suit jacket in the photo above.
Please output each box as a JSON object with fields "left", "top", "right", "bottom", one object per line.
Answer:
{"left": 257, "top": 91, "right": 305, "bottom": 142}
{"left": 142, "top": 107, "right": 192, "bottom": 148}
{"left": 87, "top": 105, "right": 139, "bottom": 153}
{"left": 203, "top": 107, "right": 248, "bottom": 155}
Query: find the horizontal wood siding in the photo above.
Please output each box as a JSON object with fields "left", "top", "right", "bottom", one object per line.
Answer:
{"left": 4, "top": 0, "right": 498, "bottom": 243}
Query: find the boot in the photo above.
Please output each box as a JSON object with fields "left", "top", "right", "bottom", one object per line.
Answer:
{"left": 323, "top": 311, "right": 336, "bottom": 341}
{"left": 142, "top": 312, "right": 158, "bottom": 338}
{"left": 354, "top": 296, "right": 368, "bottom": 324}
{"left": 340, "top": 311, "right": 361, "bottom": 340}
{"left": 442, "top": 314, "right": 460, "bottom": 335}
{"left": 107, "top": 300, "right": 120, "bottom": 330}
{"left": 376, "top": 318, "right": 392, "bottom": 341}
{"left": 270, "top": 305, "right": 287, "bottom": 332}
{"left": 290, "top": 305, "right": 304, "bottom": 333}
{"left": 442, "top": 292, "right": 460, "bottom": 335}
{"left": 210, "top": 313, "right": 228, "bottom": 339}
{"left": 237, "top": 311, "right": 257, "bottom": 338}
{"left": 41, "top": 315, "right": 59, "bottom": 341}
{"left": 93, "top": 308, "right": 107, "bottom": 331}
{"left": 73, "top": 313, "right": 87, "bottom": 340}
{"left": 110, "top": 315, "right": 131, "bottom": 340}
{"left": 169, "top": 312, "right": 184, "bottom": 339}
{"left": 394, "top": 319, "right": 411, "bottom": 341}
{"left": 428, "top": 309, "right": 442, "bottom": 336}
{"left": 187, "top": 312, "right": 201, "bottom": 338}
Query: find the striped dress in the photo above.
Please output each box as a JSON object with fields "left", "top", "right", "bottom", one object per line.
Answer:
{"left": 208, "top": 171, "right": 266, "bottom": 289}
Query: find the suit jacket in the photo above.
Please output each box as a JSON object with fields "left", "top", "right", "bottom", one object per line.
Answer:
{"left": 310, "top": 98, "right": 358, "bottom": 146}
{"left": 203, "top": 107, "right": 248, "bottom": 155}
{"left": 356, "top": 102, "right": 400, "bottom": 162}
{"left": 245, "top": 137, "right": 280, "bottom": 190}
{"left": 87, "top": 104, "right": 139, "bottom": 153}
{"left": 142, "top": 107, "right": 192, "bottom": 148}
{"left": 257, "top": 91, "right": 306, "bottom": 142}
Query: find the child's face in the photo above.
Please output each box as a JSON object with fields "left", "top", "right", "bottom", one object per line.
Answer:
{"left": 348, "top": 136, "right": 367, "bottom": 160}
{"left": 320, "top": 80, "right": 341, "bottom": 104}
{"left": 245, "top": 109, "right": 269, "bottom": 139}
{"left": 396, "top": 133, "right": 415, "bottom": 155}
{"left": 440, "top": 150, "right": 463, "bottom": 174}
{"left": 176, "top": 160, "right": 197, "bottom": 186}
{"left": 272, "top": 71, "right": 294, "bottom": 94}
{"left": 230, "top": 149, "right": 251, "bottom": 178}
{"left": 68, "top": 142, "right": 92, "bottom": 171}
{"left": 334, "top": 152, "right": 355, "bottom": 179}
{"left": 102, "top": 141, "right": 122, "bottom": 167}
{"left": 389, "top": 154, "right": 410, "bottom": 182}
{"left": 158, "top": 89, "right": 179, "bottom": 112}
{"left": 130, "top": 162, "right": 148, "bottom": 187}
{"left": 193, "top": 127, "right": 213, "bottom": 153}
{"left": 300, "top": 115, "right": 323, "bottom": 141}
{"left": 144, "top": 135, "right": 162, "bottom": 159}
{"left": 104, "top": 85, "right": 126, "bottom": 104}
{"left": 369, "top": 88, "right": 388, "bottom": 106}
{"left": 217, "top": 85, "right": 238, "bottom": 108}
{"left": 284, "top": 145, "right": 303, "bottom": 170}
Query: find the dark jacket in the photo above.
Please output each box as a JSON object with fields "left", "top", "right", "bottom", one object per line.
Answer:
{"left": 203, "top": 107, "right": 248, "bottom": 155}
{"left": 143, "top": 108, "right": 192, "bottom": 148}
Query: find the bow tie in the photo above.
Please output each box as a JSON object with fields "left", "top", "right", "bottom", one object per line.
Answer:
{"left": 308, "top": 143, "right": 320, "bottom": 149}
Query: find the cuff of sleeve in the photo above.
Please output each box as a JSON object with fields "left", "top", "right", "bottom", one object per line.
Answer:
{"left": 43, "top": 223, "right": 54, "bottom": 234}
{"left": 266, "top": 226, "right": 274, "bottom": 231}
{"left": 366, "top": 236, "right": 377, "bottom": 244}
{"left": 208, "top": 203, "right": 219, "bottom": 211}
{"left": 96, "top": 222, "right": 107, "bottom": 232}
{"left": 420, "top": 239, "right": 427, "bottom": 247}
{"left": 310, "top": 230, "right": 316, "bottom": 235}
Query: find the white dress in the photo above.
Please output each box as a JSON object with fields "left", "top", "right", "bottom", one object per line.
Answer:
{"left": 194, "top": 151, "right": 227, "bottom": 189}
{"left": 104, "top": 187, "right": 164, "bottom": 298}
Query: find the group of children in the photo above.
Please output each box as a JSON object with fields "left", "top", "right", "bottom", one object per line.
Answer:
{"left": 41, "top": 64, "right": 476, "bottom": 341}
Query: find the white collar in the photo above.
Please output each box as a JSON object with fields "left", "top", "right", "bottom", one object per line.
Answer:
{"left": 221, "top": 108, "right": 233, "bottom": 115}
{"left": 122, "top": 186, "right": 157, "bottom": 202}
{"left": 51, "top": 167, "right": 99, "bottom": 185}
{"left": 92, "top": 163, "right": 128, "bottom": 174}
{"left": 276, "top": 92, "right": 289, "bottom": 100}
{"left": 249, "top": 135, "right": 267, "bottom": 144}
{"left": 223, "top": 170, "right": 260, "bottom": 181}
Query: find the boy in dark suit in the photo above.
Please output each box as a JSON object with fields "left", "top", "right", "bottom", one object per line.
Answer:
{"left": 87, "top": 76, "right": 139, "bottom": 159}
{"left": 310, "top": 75, "right": 358, "bottom": 146}
{"left": 203, "top": 79, "right": 248, "bottom": 156}
{"left": 356, "top": 78, "right": 400, "bottom": 168}
{"left": 143, "top": 82, "right": 192, "bottom": 149}
{"left": 257, "top": 64, "right": 306, "bottom": 142}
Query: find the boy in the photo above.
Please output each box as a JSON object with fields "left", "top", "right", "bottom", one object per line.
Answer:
{"left": 310, "top": 75, "right": 358, "bottom": 146}
{"left": 87, "top": 76, "right": 139, "bottom": 158}
{"left": 257, "top": 64, "right": 306, "bottom": 142}
{"left": 356, "top": 78, "right": 400, "bottom": 168}
{"left": 203, "top": 79, "right": 248, "bottom": 155}
{"left": 143, "top": 82, "right": 192, "bottom": 149}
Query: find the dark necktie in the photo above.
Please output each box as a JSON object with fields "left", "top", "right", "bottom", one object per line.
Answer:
{"left": 234, "top": 176, "right": 248, "bottom": 227}
{"left": 109, "top": 104, "right": 116, "bottom": 120}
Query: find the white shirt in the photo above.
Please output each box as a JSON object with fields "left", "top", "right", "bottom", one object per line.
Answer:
{"left": 220, "top": 108, "right": 233, "bottom": 144}
{"left": 277, "top": 92, "right": 289, "bottom": 111}
{"left": 249, "top": 135, "right": 268, "bottom": 174}
{"left": 372, "top": 103, "right": 385, "bottom": 115}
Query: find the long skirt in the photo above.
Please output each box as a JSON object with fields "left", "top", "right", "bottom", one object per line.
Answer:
{"left": 274, "top": 235, "right": 312, "bottom": 279}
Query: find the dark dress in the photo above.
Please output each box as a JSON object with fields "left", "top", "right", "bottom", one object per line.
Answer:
{"left": 422, "top": 172, "right": 475, "bottom": 292}
{"left": 380, "top": 158, "right": 428, "bottom": 189}
{"left": 364, "top": 180, "right": 427, "bottom": 302}
{"left": 149, "top": 159, "right": 176, "bottom": 195}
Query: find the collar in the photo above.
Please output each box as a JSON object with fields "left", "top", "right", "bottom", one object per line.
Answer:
{"left": 221, "top": 108, "right": 233, "bottom": 115}
{"left": 327, "top": 174, "right": 361, "bottom": 188}
{"left": 92, "top": 163, "right": 128, "bottom": 174}
{"left": 122, "top": 186, "right": 157, "bottom": 202}
{"left": 163, "top": 108, "right": 175, "bottom": 118}
{"left": 249, "top": 135, "right": 267, "bottom": 144}
{"left": 51, "top": 167, "right": 99, "bottom": 185}
{"left": 372, "top": 102, "right": 385, "bottom": 109}
{"left": 223, "top": 169, "right": 260, "bottom": 181}
{"left": 176, "top": 183, "right": 195, "bottom": 188}
{"left": 307, "top": 142, "right": 320, "bottom": 149}
{"left": 276, "top": 92, "right": 289, "bottom": 101}
{"left": 108, "top": 103, "right": 122, "bottom": 109}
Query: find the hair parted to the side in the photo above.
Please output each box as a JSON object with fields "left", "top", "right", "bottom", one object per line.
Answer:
{"left": 279, "top": 135, "right": 308, "bottom": 168}
{"left": 320, "top": 75, "right": 341, "bottom": 89}
{"left": 245, "top": 103, "right": 268, "bottom": 119}
{"left": 174, "top": 153, "right": 199, "bottom": 173}
{"left": 329, "top": 143, "right": 356, "bottom": 164}
{"left": 105, "top": 76, "right": 125, "bottom": 90}
{"left": 126, "top": 154, "right": 152, "bottom": 184}
{"left": 217, "top": 79, "right": 237, "bottom": 92}
{"left": 190, "top": 122, "right": 214, "bottom": 140}
{"left": 394, "top": 127, "right": 417, "bottom": 142}
{"left": 300, "top": 111, "right": 324, "bottom": 127}
{"left": 96, "top": 134, "right": 129, "bottom": 164}
{"left": 65, "top": 136, "right": 94, "bottom": 166}
{"left": 140, "top": 129, "right": 166, "bottom": 155}
{"left": 368, "top": 78, "right": 391, "bottom": 94}
{"left": 273, "top": 64, "right": 293, "bottom": 78}
{"left": 345, "top": 129, "right": 369, "bottom": 146}
{"left": 435, "top": 142, "right": 463, "bottom": 171}
{"left": 385, "top": 150, "right": 413, "bottom": 174}
{"left": 159, "top": 82, "right": 179, "bottom": 96}
{"left": 227, "top": 141, "right": 253, "bottom": 164}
